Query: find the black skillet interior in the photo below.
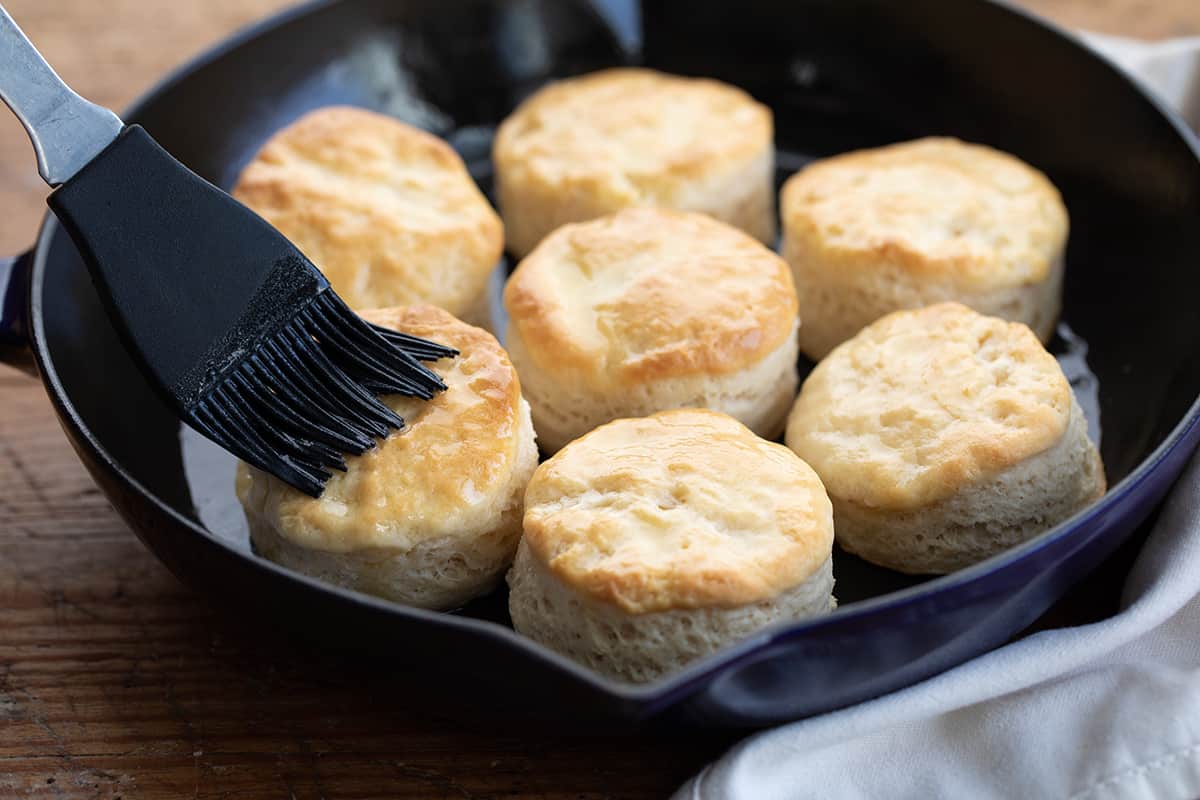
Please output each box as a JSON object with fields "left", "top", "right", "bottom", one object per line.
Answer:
{"left": 31, "top": 0, "right": 1200, "bottom": 717}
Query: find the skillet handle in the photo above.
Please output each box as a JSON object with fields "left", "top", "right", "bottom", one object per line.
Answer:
{"left": 0, "top": 248, "right": 35, "bottom": 376}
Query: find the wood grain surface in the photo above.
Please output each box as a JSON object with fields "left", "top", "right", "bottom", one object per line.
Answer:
{"left": 2, "top": 1, "right": 1199, "bottom": 798}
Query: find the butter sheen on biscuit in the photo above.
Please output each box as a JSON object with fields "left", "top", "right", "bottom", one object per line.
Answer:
{"left": 237, "top": 305, "right": 537, "bottom": 609}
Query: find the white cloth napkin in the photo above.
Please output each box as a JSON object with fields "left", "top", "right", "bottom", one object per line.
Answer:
{"left": 1083, "top": 33, "right": 1200, "bottom": 128}
{"left": 675, "top": 35, "right": 1200, "bottom": 800}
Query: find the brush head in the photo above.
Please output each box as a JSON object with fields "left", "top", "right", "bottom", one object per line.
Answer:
{"left": 187, "top": 288, "right": 458, "bottom": 496}
{"left": 48, "top": 125, "right": 456, "bottom": 496}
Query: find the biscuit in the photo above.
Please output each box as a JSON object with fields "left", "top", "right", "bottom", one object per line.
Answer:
{"left": 503, "top": 207, "right": 799, "bottom": 452}
{"left": 785, "top": 303, "right": 1105, "bottom": 574}
{"left": 507, "top": 410, "right": 836, "bottom": 683}
{"left": 233, "top": 106, "right": 503, "bottom": 327}
{"left": 493, "top": 68, "right": 774, "bottom": 258}
{"left": 780, "top": 137, "right": 1069, "bottom": 359}
{"left": 237, "top": 305, "right": 538, "bottom": 609}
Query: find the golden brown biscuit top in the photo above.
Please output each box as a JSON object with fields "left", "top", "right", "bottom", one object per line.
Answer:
{"left": 236, "top": 305, "right": 526, "bottom": 552}
{"left": 780, "top": 137, "right": 1068, "bottom": 290}
{"left": 493, "top": 68, "right": 772, "bottom": 200}
{"left": 522, "top": 409, "right": 834, "bottom": 614}
{"left": 786, "top": 303, "right": 1071, "bottom": 511}
{"left": 232, "top": 106, "right": 502, "bottom": 311}
{"left": 503, "top": 208, "right": 798, "bottom": 386}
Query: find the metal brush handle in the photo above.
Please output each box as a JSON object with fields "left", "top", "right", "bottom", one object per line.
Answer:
{"left": 0, "top": 3, "right": 123, "bottom": 186}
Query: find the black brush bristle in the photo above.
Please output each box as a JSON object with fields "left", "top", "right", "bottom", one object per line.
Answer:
{"left": 231, "top": 365, "right": 367, "bottom": 456}
{"left": 183, "top": 290, "right": 458, "bottom": 497}
{"left": 371, "top": 324, "right": 460, "bottom": 361}
{"left": 303, "top": 293, "right": 447, "bottom": 398}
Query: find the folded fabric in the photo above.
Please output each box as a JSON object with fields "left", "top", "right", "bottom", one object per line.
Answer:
{"left": 675, "top": 451, "right": 1200, "bottom": 800}
{"left": 675, "top": 34, "right": 1200, "bottom": 800}
{"left": 1082, "top": 32, "right": 1200, "bottom": 128}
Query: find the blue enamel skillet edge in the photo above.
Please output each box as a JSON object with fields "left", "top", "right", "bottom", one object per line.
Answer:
{"left": 1, "top": 0, "right": 1198, "bottom": 727}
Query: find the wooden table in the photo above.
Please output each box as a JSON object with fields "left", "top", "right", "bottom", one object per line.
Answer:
{"left": 2, "top": 2, "right": 1198, "bottom": 797}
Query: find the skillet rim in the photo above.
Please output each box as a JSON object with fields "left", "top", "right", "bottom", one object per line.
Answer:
{"left": 24, "top": 0, "right": 1200, "bottom": 708}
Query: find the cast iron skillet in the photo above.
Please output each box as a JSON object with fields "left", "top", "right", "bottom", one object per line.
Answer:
{"left": 2, "top": 0, "right": 1199, "bottom": 727}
